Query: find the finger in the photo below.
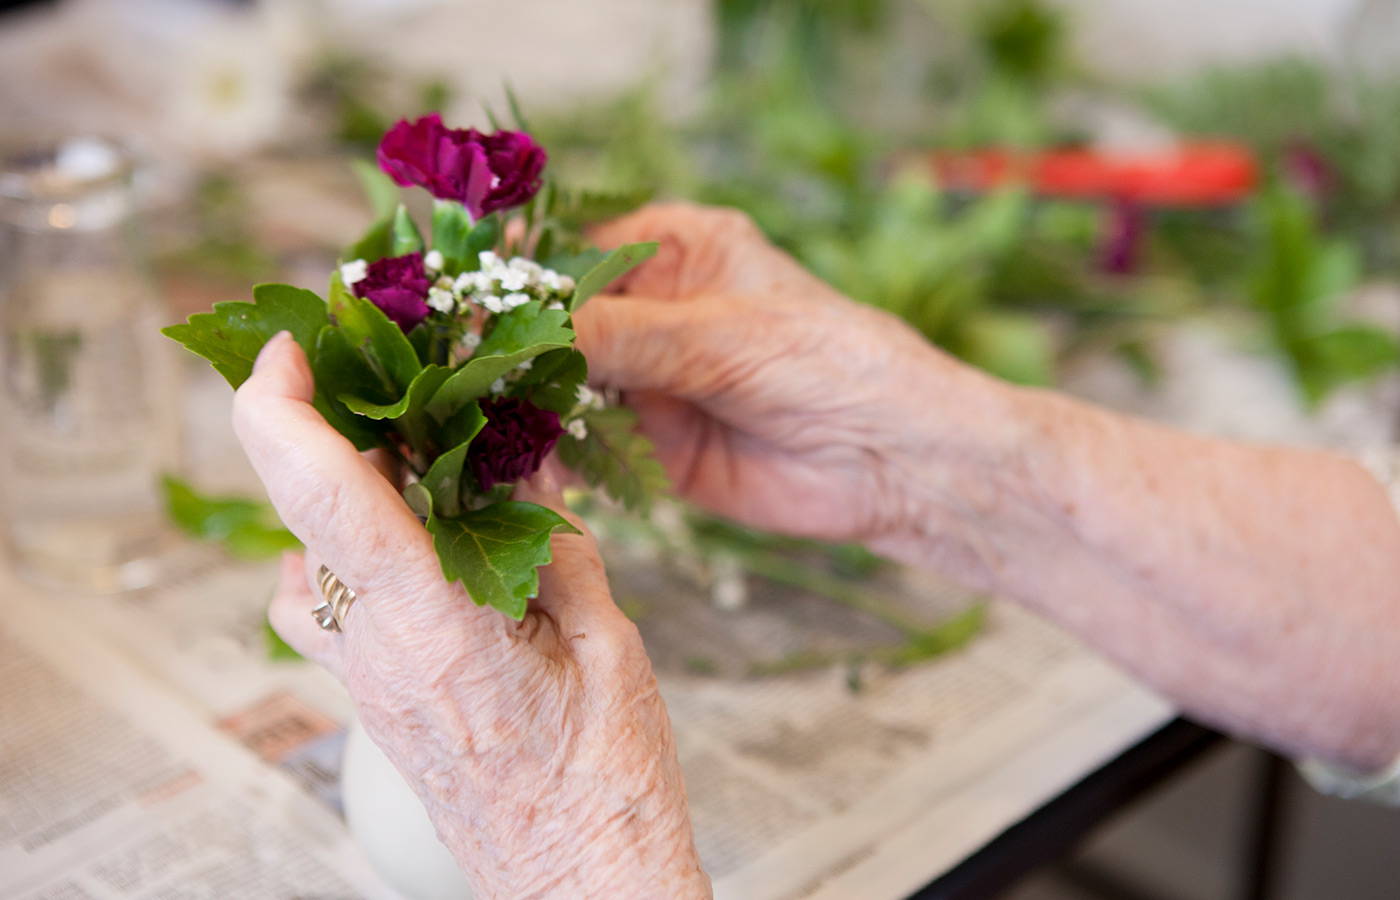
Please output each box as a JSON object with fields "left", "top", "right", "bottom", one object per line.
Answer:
{"left": 572, "top": 293, "right": 733, "bottom": 396}
{"left": 233, "top": 333, "right": 491, "bottom": 632}
{"left": 268, "top": 551, "right": 344, "bottom": 678}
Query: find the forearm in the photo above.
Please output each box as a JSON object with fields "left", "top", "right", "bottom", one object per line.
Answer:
{"left": 881, "top": 363, "right": 1400, "bottom": 770}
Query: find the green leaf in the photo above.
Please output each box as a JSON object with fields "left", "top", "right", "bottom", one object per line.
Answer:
{"left": 403, "top": 489, "right": 579, "bottom": 619}
{"left": 544, "top": 247, "right": 606, "bottom": 280}
{"left": 161, "top": 476, "right": 300, "bottom": 560}
{"left": 551, "top": 187, "right": 654, "bottom": 230}
{"left": 505, "top": 83, "right": 532, "bottom": 132}
{"left": 426, "top": 302, "right": 574, "bottom": 420}
{"left": 416, "top": 425, "right": 484, "bottom": 519}
{"left": 341, "top": 363, "right": 453, "bottom": 421}
{"left": 391, "top": 204, "right": 425, "bottom": 257}
{"left": 347, "top": 216, "right": 393, "bottom": 264}
{"left": 328, "top": 272, "right": 423, "bottom": 394}
{"left": 161, "top": 283, "right": 329, "bottom": 389}
{"left": 352, "top": 159, "right": 401, "bottom": 220}
{"left": 431, "top": 200, "right": 473, "bottom": 275}
{"left": 568, "top": 242, "right": 659, "bottom": 312}
{"left": 518, "top": 349, "right": 588, "bottom": 415}
{"left": 883, "top": 603, "right": 987, "bottom": 667}
{"left": 467, "top": 216, "right": 501, "bottom": 261}
{"left": 311, "top": 326, "right": 395, "bottom": 450}
{"left": 556, "top": 406, "right": 670, "bottom": 514}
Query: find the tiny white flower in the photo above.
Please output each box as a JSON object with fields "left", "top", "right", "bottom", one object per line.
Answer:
{"left": 545, "top": 301, "right": 565, "bottom": 311}
{"left": 503, "top": 292, "right": 531, "bottom": 310}
{"left": 499, "top": 269, "right": 529, "bottom": 292}
{"left": 427, "top": 287, "right": 455, "bottom": 313}
{"left": 460, "top": 331, "right": 482, "bottom": 351}
{"left": 478, "top": 250, "right": 499, "bottom": 271}
{"left": 436, "top": 275, "right": 454, "bottom": 290}
{"left": 539, "top": 268, "right": 562, "bottom": 291}
{"left": 509, "top": 256, "right": 544, "bottom": 278}
{"left": 567, "top": 418, "right": 588, "bottom": 440}
{"left": 480, "top": 294, "right": 505, "bottom": 314}
{"left": 424, "top": 249, "right": 445, "bottom": 273}
{"left": 340, "top": 259, "right": 368, "bottom": 286}
{"left": 455, "top": 271, "right": 486, "bottom": 293}
{"left": 516, "top": 358, "right": 534, "bottom": 372}
{"left": 489, "top": 378, "right": 506, "bottom": 395}
{"left": 576, "top": 384, "right": 596, "bottom": 407}
{"left": 557, "top": 275, "right": 576, "bottom": 294}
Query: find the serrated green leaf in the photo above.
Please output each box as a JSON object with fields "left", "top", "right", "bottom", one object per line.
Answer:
{"left": 161, "top": 283, "right": 329, "bottom": 388}
{"left": 556, "top": 406, "right": 670, "bottom": 514}
{"left": 353, "top": 159, "right": 401, "bottom": 220}
{"left": 328, "top": 272, "right": 423, "bottom": 393}
{"left": 404, "top": 488, "right": 579, "bottom": 619}
{"left": 161, "top": 475, "right": 300, "bottom": 560}
{"left": 347, "top": 216, "right": 393, "bottom": 264}
{"left": 569, "top": 242, "right": 659, "bottom": 312}
{"left": 391, "top": 204, "right": 425, "bottom": 257}
{"left": 426, "top": 302, "right": 574, "bottom": 420}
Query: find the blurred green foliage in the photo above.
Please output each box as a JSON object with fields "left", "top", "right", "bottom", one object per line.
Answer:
{"left": 532, "top": 0, "right": 1400, "bottom": 404}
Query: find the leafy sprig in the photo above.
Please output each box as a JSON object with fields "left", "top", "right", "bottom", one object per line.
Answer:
{"left": 164, "top": 123, "right": 661, "bottom": 618}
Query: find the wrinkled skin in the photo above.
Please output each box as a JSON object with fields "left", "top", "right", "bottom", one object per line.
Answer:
{"left": 574, "top": 203, "right": 1025, "bottom": 573}
{"left": 235, "top": 335, "right": 710, "bottom": 900}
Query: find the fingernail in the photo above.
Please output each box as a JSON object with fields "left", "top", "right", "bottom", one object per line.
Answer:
{"left": 253, "top": 332, "right": 292, "bottom": 374}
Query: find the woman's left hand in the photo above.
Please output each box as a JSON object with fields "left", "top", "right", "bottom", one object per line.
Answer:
{"left": 234, "top": 332, "right": 711, "bottom": 900}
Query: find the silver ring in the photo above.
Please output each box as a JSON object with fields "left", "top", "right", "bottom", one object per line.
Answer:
{"left": 312, "top": 565, "right": 357, "bottom": 633}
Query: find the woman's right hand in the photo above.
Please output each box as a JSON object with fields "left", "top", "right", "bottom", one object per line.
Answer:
{"left": 575, "top": 203, "right": 1029, "bottom": 568}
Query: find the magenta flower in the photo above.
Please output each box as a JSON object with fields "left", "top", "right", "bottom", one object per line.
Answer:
{"left": 352, "top": 252, "right": 433, "bottom": 332}
{"left": 468, "top": 397, "right": 564, "bottom": 491}
{"left": 377, "top": 114, "right": 546, "bottom": 219}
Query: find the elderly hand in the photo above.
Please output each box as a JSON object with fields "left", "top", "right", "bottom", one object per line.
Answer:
{"left": 575, "top": 203, "right": 1028, "bottom": 571}
{"left": 234, "top": 333, "right": 711, "bottom": 900}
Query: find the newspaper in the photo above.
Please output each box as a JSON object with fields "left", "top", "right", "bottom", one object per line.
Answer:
{"left": 25, "top": 553, "right": 1175, "bottom": 900}
{"left": 0, "top": 586, "right": 404, "bottom": 900}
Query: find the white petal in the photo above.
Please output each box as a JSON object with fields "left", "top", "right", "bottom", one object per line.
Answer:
{"left": 424, "top": 249, "right": 445, "bottom": 273}
{"left": 340, "top": 259, "right": 368, "bottom": 286}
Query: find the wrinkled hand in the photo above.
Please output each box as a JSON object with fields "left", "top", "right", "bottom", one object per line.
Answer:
{"left": 576, "top": 203, "right": 1017, "bottom": 557}
{"left": 234, "top": 333, "right": 710, "bottom": 900}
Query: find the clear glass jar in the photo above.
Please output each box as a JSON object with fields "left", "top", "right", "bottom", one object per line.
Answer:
{"left": 0, "top": 138, "right": 183, "bottom": 591}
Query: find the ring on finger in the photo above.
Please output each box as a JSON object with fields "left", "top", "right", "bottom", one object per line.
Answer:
{"left": 311, "top": 565, "right": 357, "bottom": 633}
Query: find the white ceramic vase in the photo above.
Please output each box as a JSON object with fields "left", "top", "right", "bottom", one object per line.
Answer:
{"left": 342, "top": 717, "right": 475, "bottom": 900}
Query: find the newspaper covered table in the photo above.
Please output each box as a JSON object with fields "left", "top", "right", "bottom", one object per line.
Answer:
{"left": 1, "top": 548, "right": 1172, "bottom": 900}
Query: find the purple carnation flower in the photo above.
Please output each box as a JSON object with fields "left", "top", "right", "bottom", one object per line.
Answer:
{"left": 352, "top": 252, "right": 433, "bottom": 333}
{"left": 468, "top": 397, "right": 564, "bottom": 491}
{"left": 377, "top": 114, "right": 546, "bottom": 219}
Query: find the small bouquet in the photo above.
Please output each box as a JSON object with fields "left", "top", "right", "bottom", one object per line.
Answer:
{"left": 164, "top": 113, "right": 667, "bottom": 618}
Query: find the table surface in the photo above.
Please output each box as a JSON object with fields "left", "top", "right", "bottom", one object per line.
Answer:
{"left": 911, "top": 719, "right": 1222, "bottom": 900}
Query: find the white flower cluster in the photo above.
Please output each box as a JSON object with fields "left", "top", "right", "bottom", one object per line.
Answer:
{"left": 563, "top": 383, "right": 608, "bottom": 440}
{"left": 426, "top": 250, "right": 575, "bottom": 317}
